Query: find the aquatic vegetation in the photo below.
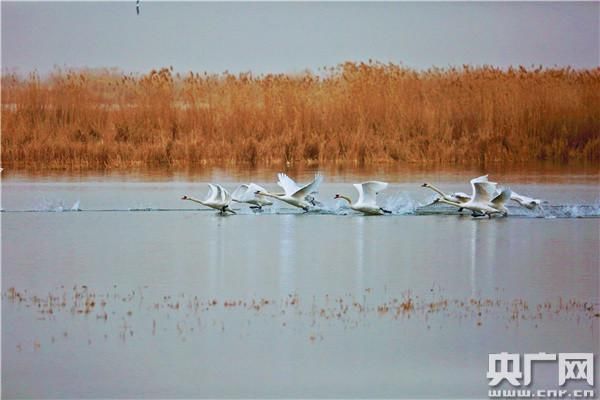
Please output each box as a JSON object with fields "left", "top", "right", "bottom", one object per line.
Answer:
{"left": 3, "top": 285, "right": 597, "bottom": 347}
{"left": 2, "top": 63, "right": 599, "bottom": 169}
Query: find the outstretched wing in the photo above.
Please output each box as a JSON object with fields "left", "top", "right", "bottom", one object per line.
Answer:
{"left": 472, "top": 182, "right": 493, "bottom": 203}
{"left": 292, "top": 173, "right": 323, "bottom": 199}
{"left": 217, "top": 184, "right": 231, "bottom": 205}
{"left": 246, "top": 183, "right": 269, "bottom": 202}
{"left": 491, "top": 187, "right": 512, "bottom": 207}
{"left": 231, "top": 184, "right": 250, "bottom": 203}
{"left": 510, "top": 191, "right": 541, "bottom": 208}
{"left": 277, "top": 173, "right": 300, "bottom": 196}
{"left": 470, "top": 175, "right": 497, "bottom": 201}
{"left": 356, "top": 181, "right": 388, "bottom": 206}
{"left": 205, "top": 184, "right": 219, "bottom": 202}
{"left": 451, "top": 192, "right": 471, "bottom": 203}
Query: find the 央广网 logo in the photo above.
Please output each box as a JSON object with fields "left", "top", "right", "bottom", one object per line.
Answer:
{"left": 487, "top": 353, "right": 595, "bottom": 398}
{"left": 488, "top": 352, "right": 594, "bottom": 386}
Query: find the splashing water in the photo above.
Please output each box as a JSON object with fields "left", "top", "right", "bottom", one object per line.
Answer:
{"left": 35, "top": 198, "right": 81, "bottom": 212}
{"left": 383, "top": 192, "right": 419, "bottom": 215}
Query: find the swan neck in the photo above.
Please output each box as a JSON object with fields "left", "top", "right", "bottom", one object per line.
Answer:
{"left": 424, "top": 184, "right": 447, "bottom": 197}
{"left": 184, "top": 196, "right": 206, "bottom": 206}
{"left": 338, "top": 195, "right": 353, "bottom": 204}
{"left": 438, "top": 198, "right": 463, "bottom": 208}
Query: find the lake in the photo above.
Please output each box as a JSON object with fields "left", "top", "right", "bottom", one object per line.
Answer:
{"left": 2, "top": 166, "right": 599, "bottom": 398}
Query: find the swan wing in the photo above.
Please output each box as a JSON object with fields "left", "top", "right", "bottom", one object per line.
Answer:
{"left": 510, "top": 191, "right": 541, "bottom": 207}
{"left": 491, "top": 187, "right": 512, "bottom": 207}
{"left": 246, "top": 183, "right": 270, "bottom": 203}
{"left": 292, "top": 173, "right": 324, "bottom": 199}
{"left": 277, "top": 173, "right": 300, "bottom": 196}
{"left": 470, "top": 175, "right": 498, "bottom": 200}
{"left": 231, "top": 184, "right": 250, "bottom": 202}
{"left": 472, "top": 182, "right": 493, "bottom": 203}
{"left": 356, "top": 181, "right": 388, "bottom": 206}
{"left": 471, "top": 175, "right": 489, "bottom": 183}
{"left": 206, "top": 183, "right": 219, "bottom": 202}
{"left": 217, "top": 184, "right": 232, "bottom": 205}
{"left": 353, "top": 183, "right": 365, "bottom": 204}
{"left": 451, "top": 192, "right": 471, "bottom": 202}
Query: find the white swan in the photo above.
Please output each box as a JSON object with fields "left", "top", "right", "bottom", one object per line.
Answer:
{"left": 256, "top": 173, "right": 323, "bottom": 211}
{"left": 510, "top": 191, "right": 544, "bottom": 209}
{"left": 422, "top": 175, "right": 496, "bottom": 212}
{"left": 467, "top": 176, "right": 544, "bottom": 209}
{"left": 181, "top": 183, "right": 235, "bottom": 214}
{"left": 421, "top": 183, "right": 471, "bottom": 207}
{"left": 437, "top": 182, "right": 512, "bottom": 218}
{"left": 231, "top": 183, "right": 273, "bottom": 210}
{"left": 334, "top": 181, "right": 392, "bottom": 215}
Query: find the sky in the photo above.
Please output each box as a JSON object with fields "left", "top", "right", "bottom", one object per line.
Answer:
{"left": 2, "top": 1, "right": 599, "bottom": 75}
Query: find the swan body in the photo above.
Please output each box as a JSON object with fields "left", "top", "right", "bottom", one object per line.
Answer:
{"left": 510, "top": 191, "right": 544, "bottom": 209}
{"left": 257, "top": 173, "right": 323, "bottom": 211}
{"left": 422, "top": 175, "right": 496, "bottom": 211}
{"left": 335, "top": 181, "right": 391, "bottom": 215}
{"left": 421, "top": 183, "right": 471, "bottom": 206}
{"left": 469, "top": 176, "right": 544, "bottom": 209}
{"left": 231, "top": 183, "right": 273, "bottom": 209}
{"left": 438, "top": 182, "right": 512, "bottom": 218}
{"left": 181, "top": 183, "right": 235, "bottom": 214}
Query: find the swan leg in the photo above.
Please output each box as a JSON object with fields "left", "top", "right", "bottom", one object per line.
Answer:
{"left": 221, "top": 206, "right": 236, "bottom": 215}
{"left": 302, "top": 206, "right": 310, "bottom": 213}
{"left": 380, "top": 208, "right": 392, "bottom": 214}
{"left": 458, "top": 207, "right": 463, "bottom": 212}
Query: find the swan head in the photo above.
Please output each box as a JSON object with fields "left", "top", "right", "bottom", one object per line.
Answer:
{"left": 421, "top": 183, "right": 431, "bottom": 188}
{"left": 334, "top": 194, "right": 341, "bottom": 199}
{"left": 181, "top": 195, "right": 189, "bottom": 200}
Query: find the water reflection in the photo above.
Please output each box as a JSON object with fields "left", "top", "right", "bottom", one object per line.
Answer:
{"left": 355, "top": 217, "right": 365, "bottom": 294}
{"left": 279, "top": 214, "right": 296, "bottom": 296}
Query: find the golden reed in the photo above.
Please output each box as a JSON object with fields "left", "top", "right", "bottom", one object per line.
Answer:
{"left": 2, "top": 62, "right": 599, "bottom": 169}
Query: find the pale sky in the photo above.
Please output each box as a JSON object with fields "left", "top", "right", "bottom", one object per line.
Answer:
{"left": 2, "top": 1, "right": 599, "bottom": 75}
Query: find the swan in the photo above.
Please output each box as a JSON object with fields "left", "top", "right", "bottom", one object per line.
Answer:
{"left": 181, "top": 183, "right": 236, "bottom": 214}
{"left": 422, "top": 175, "right": 497, "bottom": 212}
{"left": 424, "top": 174, "right": 544, "bottom": 211}
{"left": 256, "top": 173, "right": 323, "bottom": 211}
{"left": 334, "top": 181, "right": 392, "bottom": 215}
{"left": 510, "top": 191, "right": 545, "bottom": 209}
{"left": 437, "top": 182, "right": 512, "bottom": 218}
{"left": 231, "top": 183, "right": 273, "bottom": 210}
{"left": 467, "top": 176, "right": 544, "bottom": 210}
{"left": 420, "top": 183, "right": 471, "bottom": 208}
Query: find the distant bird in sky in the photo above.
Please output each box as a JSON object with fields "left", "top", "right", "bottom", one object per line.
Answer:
{"left": 136, "top": 0, "right": 140, "bottom": 15}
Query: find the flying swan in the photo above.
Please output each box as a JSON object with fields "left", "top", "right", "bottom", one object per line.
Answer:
{"left": 181, "top": 183, "right": 236, "bottom": 214}
{"left": 422, "top": 175, "right": 495, "bottom": 212}
{"left": 436, "top": 180, "right": 512, "bottom": 218}
{"left": 256, "top": 173, "right": 323, "bottom": 211}
{"left": 231, "top": 183, "right": 273, "bottom": 210}
{"left": 334, "top": 181, "right": 392, "bottom": 215}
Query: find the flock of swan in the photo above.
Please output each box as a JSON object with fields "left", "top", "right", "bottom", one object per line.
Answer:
{"left": 181, "top": 173, "right": 545, "bottom": 218}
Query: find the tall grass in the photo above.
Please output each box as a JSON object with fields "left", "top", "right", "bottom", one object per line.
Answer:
{"left": 2, "top": 62, "right": 599, "bottom": 169}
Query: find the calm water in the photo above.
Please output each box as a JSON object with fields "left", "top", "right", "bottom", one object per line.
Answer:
{"left": 2, "top": 167, "right": 599, "bottom": 398}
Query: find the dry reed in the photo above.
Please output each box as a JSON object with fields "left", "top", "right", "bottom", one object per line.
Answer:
{"left": 2, "top": 62, "right": 599, "bottom": 170}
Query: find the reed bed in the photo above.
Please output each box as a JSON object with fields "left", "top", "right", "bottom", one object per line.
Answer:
{"left": 2, "top": 62, "right": 599, "bottom": 169}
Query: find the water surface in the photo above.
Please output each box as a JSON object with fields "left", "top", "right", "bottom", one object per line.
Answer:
{"left": 2, "top": 167, "right": 599, "bottom": 398}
